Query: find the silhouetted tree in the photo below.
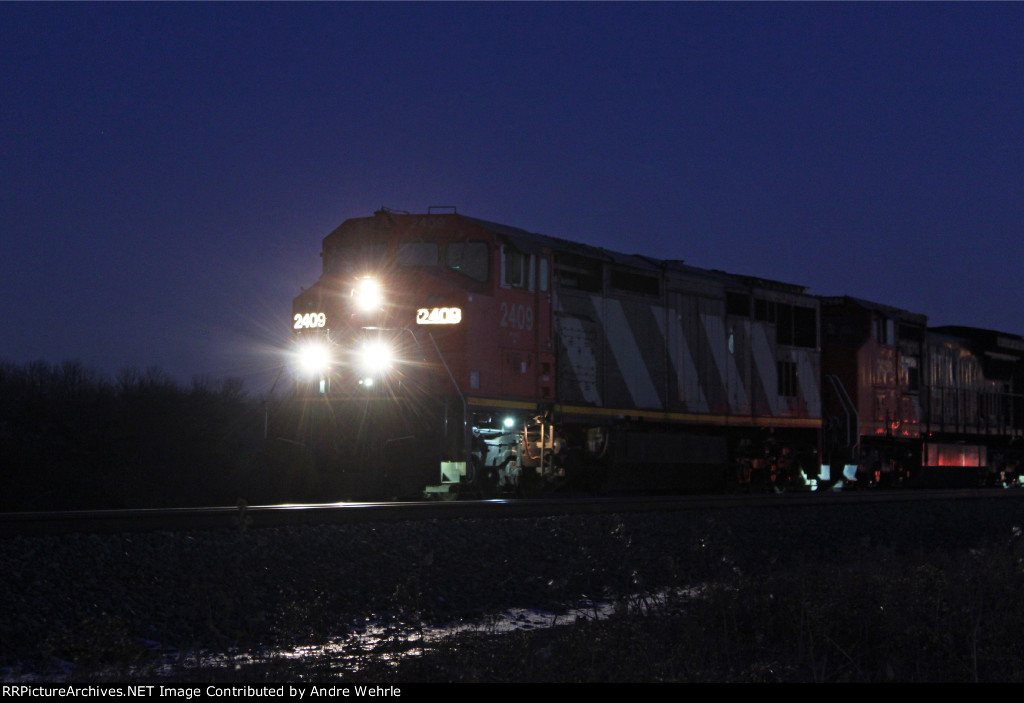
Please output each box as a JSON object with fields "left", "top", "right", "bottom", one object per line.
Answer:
{"left": 0, "top": 360, "right": 271, "bottom": 510}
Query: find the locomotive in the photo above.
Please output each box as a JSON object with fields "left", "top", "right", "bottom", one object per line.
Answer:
{"left": 820, "top": 298, "right": 1024, "bottom": 488}
{"left": 277, "top": 207, "right": 1024, "bottom": 499}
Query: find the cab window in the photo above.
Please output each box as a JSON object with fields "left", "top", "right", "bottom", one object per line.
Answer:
{"left": 446, "top": 242, "right": 489, "bottom": 282}
{"left": 397, "top": 242, "right": 439, "bottom": 266}
{"left": 323, "top": 243, "right": 386, "bottom": 276}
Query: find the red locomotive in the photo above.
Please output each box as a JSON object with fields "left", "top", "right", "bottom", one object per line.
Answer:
{"left": 820, "top": 298, "right": 1024, "bottom": 487}
{"left": 819, "top": 296, "right": 928, "bottom": 486}
{"left": 277, "top": 208, "right": 1023, "bottom": 499}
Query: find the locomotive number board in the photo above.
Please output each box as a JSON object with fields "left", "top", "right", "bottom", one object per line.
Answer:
{"left": 416, "top": 307, "right": 462, "bottom": 325}
{"left": 293, "top": 312, "right": 327, "bottom": 329}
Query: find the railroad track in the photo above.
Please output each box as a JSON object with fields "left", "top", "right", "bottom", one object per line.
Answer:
{"left": 2, "top": 488, "right": 1021, "bottom": 537}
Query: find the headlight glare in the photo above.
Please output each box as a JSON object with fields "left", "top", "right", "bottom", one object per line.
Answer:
{"left": 297, "top": 342, "right": 331, "bottom": 376}
{"left": 354, "top": 277, "right": 382, "bottom": 311}
{"left": 359, "top": 340, "right": 393, "bottom": 375}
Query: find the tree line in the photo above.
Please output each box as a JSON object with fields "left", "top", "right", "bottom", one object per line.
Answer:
{"left": 0, "top": 360, "right": 289, "bottom": 511}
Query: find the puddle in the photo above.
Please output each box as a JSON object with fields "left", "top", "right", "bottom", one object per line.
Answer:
{"left": 161, "top": 586, "right": 701, "bottom": 678}
{"left": 4, "top": 587, "right": 703, "bottom": 681}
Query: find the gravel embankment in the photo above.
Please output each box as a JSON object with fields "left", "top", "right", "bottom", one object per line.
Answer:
{"left": 3, "top": 495, "right": 1024, "bottom": 680}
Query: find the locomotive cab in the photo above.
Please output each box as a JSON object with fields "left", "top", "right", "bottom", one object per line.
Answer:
{"left": 283, "top": 208, "right": 560, "bottom": 499}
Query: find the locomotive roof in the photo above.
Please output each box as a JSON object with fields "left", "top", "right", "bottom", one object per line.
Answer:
{"left": 929, "top": 325, "right": 1024, "bottom": 354}
{"left": 464, "top": 215, "right": 809, "bottom": 296}
{"left": 465, "top": 215, "right": 661, "bottom": 270}
{"left": 820, "top": 295, "right": 928, "bottom": 326}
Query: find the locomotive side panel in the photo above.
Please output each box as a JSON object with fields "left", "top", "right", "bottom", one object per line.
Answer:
{"left": 662, "top": 287, "right": 744, "bottom": 418}
{"left": 551, "top": 259, "right": 744, "bottom": 419}
{"left": 547, "top": 256, "right": 821, "bottom": 490}
{"left": 553, "top": 291, "right": 671, "bottom": 412}
{"left": 602, "top": 265, "right": 670, "bottom": 411}
{"left": 663, "top": 290, "right": 724, "bottom": 415}
{"left": 553, "top": 289, "right": 605, "bottom": 407}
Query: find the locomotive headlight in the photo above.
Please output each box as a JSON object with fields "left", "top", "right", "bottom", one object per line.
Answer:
{"left": 296, "top": 342, "right": 332, "bottom": 376}
{"left": 353, "top": 277, "right": 382, "bottom": 312}
{"left": 358, "top": 339, "right": 394, "bottom": 375}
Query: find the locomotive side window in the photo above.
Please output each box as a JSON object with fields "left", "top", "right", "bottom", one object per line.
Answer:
{"left": 755, "top": 298, "right": 777, "bottom": 323}
{"left": 610, "top": 269, "right": 660, "bottom": 297}
{"left": 324, "top": 243, "right": 385, "bottom": 275}
{"left": 446, "top": 241, "right": 489, "bottom": 282}
{"left": 501, "top": 246, "right": 532, "bottom": 289}
{"left": 726, "top": 292, "right": 751, "bottom": 317}
{"left": 902, "top": 357, "right": 920, "bottom": 392}
{"left": 776, "top": 303, "right": 818, "bottom": 348}
{"left": 397, "top": 242, "right": 439, "bottom": 267}
{"left": 873, "top": 317, "right": 896, "bottom": 345}
{"left": 793, "top": 305, "right": 817, "bottom": 348}
{"left": 554, "top": 253, "right": 602, "bottom": 292}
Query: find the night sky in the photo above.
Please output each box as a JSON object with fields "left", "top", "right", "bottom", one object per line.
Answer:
{"left": 2, "top": 3, "right": 1022, "bottom": 391}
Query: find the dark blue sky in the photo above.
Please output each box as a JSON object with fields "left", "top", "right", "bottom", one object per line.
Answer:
{"left": 2, "top": 3, "right": 1022, "bottom": 390}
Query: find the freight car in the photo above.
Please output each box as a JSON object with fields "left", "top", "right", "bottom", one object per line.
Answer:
{"left": 275, "top": 208, "right": 1023, "bottom": 499}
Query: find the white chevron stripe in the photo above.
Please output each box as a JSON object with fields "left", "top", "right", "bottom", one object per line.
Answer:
{"left": 553, "top": 295, "right": 602, "bottom": 406}
{"left": 751, "top": 323, "right": 780, "bottom": 416}
{"left": 654, "top": 306, "right": 710, "bottom": 413}
{"left": 700, "top": 312, "right": 748, "bottom": 414}
{"left": 591, "top": 295, "right": 663, "bottom": 409}
{"left": 796, "top": 350, "right": 821, "bottom": 417}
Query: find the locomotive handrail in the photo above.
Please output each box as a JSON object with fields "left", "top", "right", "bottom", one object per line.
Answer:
{"left": 825, "top": 373, "right": 859, "bottom": 459}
